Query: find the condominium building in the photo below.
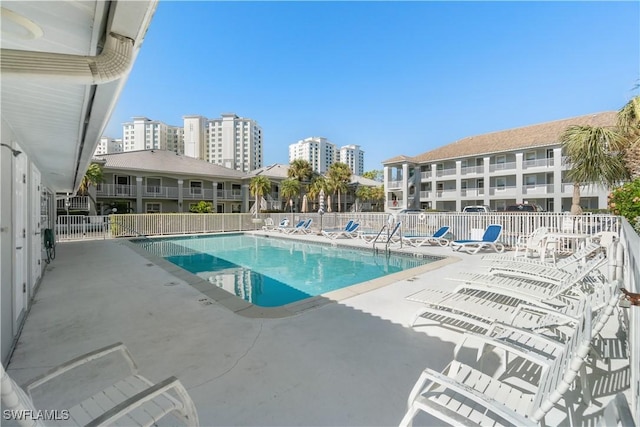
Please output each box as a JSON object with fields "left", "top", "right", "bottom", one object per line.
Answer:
{"left": 289, "top": 137, "right": 336, "bottom": 174}
{"left": 203, "top": 113, "right": 263, "bottom": 173}
{"left": 383, "top": 112, "right": 616, "bottom": 213}
{"left": 94, "top": 136, "right": 123, "bottom": 155}
{"left": 338, "top": 144, "right": 365, "bottom": 176}
{"left": 121, "top": 116, "right": 182, "bottom": 152}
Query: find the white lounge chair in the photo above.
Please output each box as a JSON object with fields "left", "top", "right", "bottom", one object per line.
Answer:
{"left": 278, "top": 219, "right": 304, "bottom": 233}
{"left": 1, "top": 342, "right": 199, "bottom": 427}
{"left": 483, "top": 241, "right": 602, "bottom": 273}
{"left": 400, "top": 307, "right": 593, "bottom": 427}
{"left": 402, "top": 226, "right": 450, "bottom": 247}
{"left": 513, "top": 226, "right": 549, "bottom": 258}
{"left": 450, "top": 224, "right": 504, "bottom": 254}
{"left": 449, "top": 253, "right": 607, "bottom": 301}
{"left": 286, "top": 218, "right": 313, "bottom": 234}
{"left": 322, "top": 222, "right": 360, "bottom": 239}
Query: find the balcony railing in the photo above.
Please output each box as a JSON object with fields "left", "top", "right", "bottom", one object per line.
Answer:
{"left": 419, "top": 191, "right": 431, "bottom": 199}
{"left": 97, "top": 184, "right": 246, "bottom": 200}
{"left": 435, "top": 189, "right": 458, "bottom": 198}
{"left": 489, "top": 185, "right": 517, "bottom": 196}
{"left": 56, "top": 196, "right": 90, "bottom": 211}
{"left": 420, "top": 171, "right": 432, "bottom": 180}
{"left": 387, "top": 180, "right": 403, "bottom": 189}
{"left": 489, "top": 161, "right": 516, "bottom": 172}
{"left": 522, "top": 184, "right": 554, "bottom": 194}
{"left": 460, "top": 165, "right": 484, "bottom": 175}
{"left": 460, "top": 188, "right": 485, "bottom": 197}
{"left": 523, "top": 158, "right": 554, "bottom": 168}
{"left": 435, "top": 168, "right": 456, "bottom": 177}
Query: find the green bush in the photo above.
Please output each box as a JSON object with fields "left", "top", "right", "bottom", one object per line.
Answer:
{"left": 189, "top": 201, "right": 213, "bottom": 213}
{"left": 608, "top": 178, "right": 640, "bottom": 233}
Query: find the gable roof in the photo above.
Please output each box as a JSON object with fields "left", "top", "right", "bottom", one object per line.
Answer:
{"left": 95, "top": 150, "right": 247, "bottom": 179}
{"left": 248, "top": 164, "right": 290, "bottom": 179}
{"left": 383, "top": 111, "right": 617, "bottom": 165}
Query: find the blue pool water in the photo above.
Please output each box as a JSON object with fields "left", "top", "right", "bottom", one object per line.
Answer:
{"left": 136, "top": 234, "right": 437, "bottom": 307}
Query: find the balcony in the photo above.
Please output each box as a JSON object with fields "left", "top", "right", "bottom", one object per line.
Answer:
{"left": 419, "top": 191, "right": 431, "bottom": 199}
{"left": 460, "top": 165, "right": 484, "bottom": 175}
{"left": 489, "top": 185, "right": 517, "bottom": 196}
{"left": 56, "top": 196, "right": 90, "bottom": 211}
{"left": 522, "top": 184, "right": 554, "bottom": 194}
{"left": 523, "top": 158, "right": 554, "bottom": 169}
{"left": 96, "top": 184, "right": 136, "bottom": 197}
{"left": 435, "top": 189, "right": 458, "bottom": 198}
{"left": 435, "top": 168, "right": 456, "bottom": 177}
{"left": 460, "top": 188, "right": 485, "bottom": 197}
{"left": 387, "top": 180, "right": 403, "bottom": 189}
{"left": 489, "top": 162, "right": 516, "bottom": 173}
{"left": 420, "top": 171, "right": 432, "bottom": 180}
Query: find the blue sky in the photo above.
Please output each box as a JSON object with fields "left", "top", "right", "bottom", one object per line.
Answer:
{"left": 106, "top": 1, "right": 640, "bottom": 173}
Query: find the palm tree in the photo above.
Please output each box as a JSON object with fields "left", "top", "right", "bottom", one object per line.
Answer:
{"left": 280, "top": 178, "right": 300, "bottom": 213}
{"left": 355, "top": 185, "right": 371, "bottom": 212}
{"left": 326, "top": 162, "right": 352, "bottom": 212}
{"left": 617, "top": 95, "right": 640, "bottom": 179}
{"left": 78, "top": 163, "right": 103, "bottom": 213}
{"left": 307, "top": 176, "right": 327, "bottom": 211}
{"left": 288, "top": 159, "right": 313, "bottom": 209}
{"left": 249, "top": 176, "right": 271, "bottom": 217}
{"left": 560, "top": 126, "right": 629, "bottom": 214}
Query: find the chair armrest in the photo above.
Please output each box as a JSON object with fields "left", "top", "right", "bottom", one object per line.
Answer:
{"left": 85, "top": 376, "right": 199, "bottom": 427}
{"left": 454, "top": 331, "right": 556, "bottom": 366}
{"left": 416, "top": 368, "right": 536, "bottom": 427}
{"left": 25, "top": 343, "right": 137, "bottom": 394}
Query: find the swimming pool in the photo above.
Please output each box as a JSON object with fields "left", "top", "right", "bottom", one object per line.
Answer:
{"left": 135, "top": 233, "right": 439, "bottom": 307}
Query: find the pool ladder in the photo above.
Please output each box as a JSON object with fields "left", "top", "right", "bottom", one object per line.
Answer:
{"left": 373, "top": 221, "right": 403, "bottom": 255}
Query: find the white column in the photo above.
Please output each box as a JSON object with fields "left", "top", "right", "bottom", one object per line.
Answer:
{"left": 177, "top": 179, "right": 184, "bottom": 213}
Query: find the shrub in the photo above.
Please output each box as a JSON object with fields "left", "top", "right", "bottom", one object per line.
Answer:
{"left": 189, "top": 201, "right": 213, "bottom": 213}
{"left": 608, "top": 178, "right": 640, "bottom": 233}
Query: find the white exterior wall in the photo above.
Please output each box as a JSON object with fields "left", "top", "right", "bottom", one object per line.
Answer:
{"left": 204, "top": 113, "right": 262, "bottom": 173}
{"left": 289, "top": 137, "right": 336, "bottom": 174}
{"left": 338, "top": 144, "right": 364, "bottom": 176}
{"left": 183, "top": 115, "right": 206, "bottom": 159}
{"left": 384, "top": 143, "right": 610, "bottom": 213}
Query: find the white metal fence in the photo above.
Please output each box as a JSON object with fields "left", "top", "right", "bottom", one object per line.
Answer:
{"left": 52, "top": 211, "right": 638, "bottom": 419}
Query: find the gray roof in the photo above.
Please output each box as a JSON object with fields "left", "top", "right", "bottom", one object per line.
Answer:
{"left": 248, "top": 164, "right": 290, "bottom": 179}
{"left": 350, "top": 175, "right": 382, "bottom": 187}
{"left": 383, "top": 111, "right": 617, "bottom": 164}
{"left": 95, "top": 150, "right": 247, "bottom": 179}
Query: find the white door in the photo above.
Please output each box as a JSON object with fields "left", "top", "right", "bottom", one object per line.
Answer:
{"left": 30, "top": 166, "right": 41, "bottom": 296}
{"left": 13, "top": 146, "right": 28, "bottom": 334}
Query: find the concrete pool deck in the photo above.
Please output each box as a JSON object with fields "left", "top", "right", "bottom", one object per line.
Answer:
{"left": 5, "top": 232, "right": 631, "bottom": 426}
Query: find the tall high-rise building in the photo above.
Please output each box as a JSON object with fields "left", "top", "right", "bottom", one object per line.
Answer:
{"left": 202, "top": 113, "right": 263, "bottom": 172}
{"left": 338, "top": 144, "right": 365, "bottom": 176}
{"left": 94, "top": 136, "right": 122, "bottom": 156}
{"left": 288, "top": 137, "right": 336, "bottom": 174}
{"left": 121, "top": 117, "right": 180, "bottom": 152}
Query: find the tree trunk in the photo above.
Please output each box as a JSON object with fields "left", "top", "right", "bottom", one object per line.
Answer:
{"left": 571, "top": 183, "right": 583, "bottom": 215}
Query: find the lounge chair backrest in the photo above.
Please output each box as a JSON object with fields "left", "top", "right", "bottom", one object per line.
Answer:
{"left": 303, "top": 218, "right": 312, "bottom": 228}
{"left": 279, "top": 218, "right": 289, "bottom": 227}
{"left": 532, "top": 305, "right": 591, "bottom": 420}
{"left": 481, "top": 224, "right": 502, "bottom": 242}
{"left": 348, "top": 222, "right": 360, "bottom": 233}
{"left": 433, "top": 226, "right": 450, "bottom": 238}
{"left": 527, "top": 227, "right": 549, "bottom": 248}
{"left": 293, "top": 219, "right": 305, "bottom": 228}
{"left": 344, "top": 220, "right": 354, "bottom": 231}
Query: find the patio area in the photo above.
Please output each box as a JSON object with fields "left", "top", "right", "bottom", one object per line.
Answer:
{"left": 5, "top": 232, "right": 632, "bottom": 426}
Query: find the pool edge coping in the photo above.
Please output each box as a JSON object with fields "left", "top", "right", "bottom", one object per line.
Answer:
{"left": 120, "top": 233, "right": 462, "bottom": 318}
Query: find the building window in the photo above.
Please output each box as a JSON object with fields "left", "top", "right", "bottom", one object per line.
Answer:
{"left": 146, "top": 177, "right": 161, "bottom": 194}
{"left": 496, "top": 177, "right": 506, "bottom": 190}
{"left": 525, "top": 175, "right": 537, "bottom": 186}
{"left": 525, "top": 151, "right": 536, "bottom": 162}
{"left": 146, "top": 202, "right": 161, "bottom": 213}
{"left": 190, "top": 181, "right": 203, "bottom": 195}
